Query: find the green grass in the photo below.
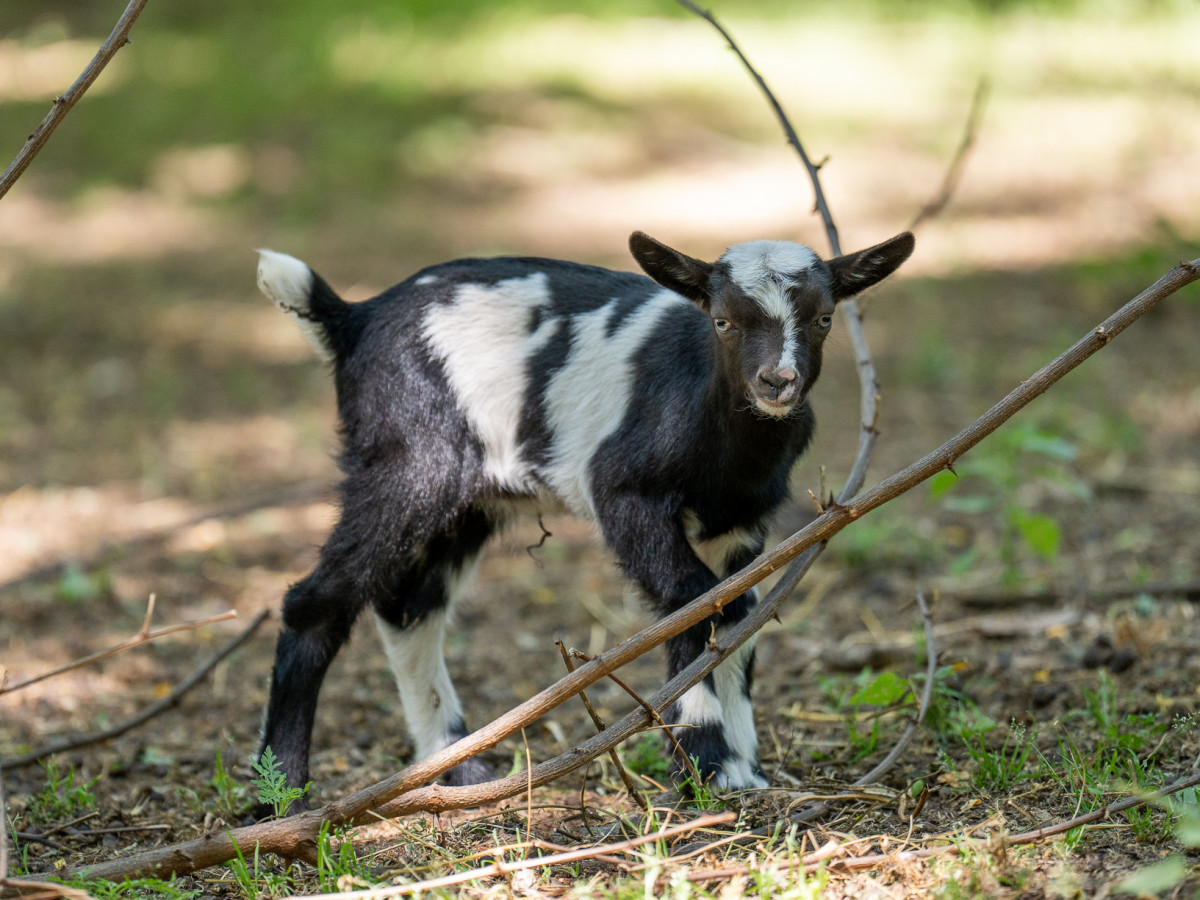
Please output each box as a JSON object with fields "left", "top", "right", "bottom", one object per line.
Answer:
{"left": 28, "top": 757, "right": 99, "bottom": 824}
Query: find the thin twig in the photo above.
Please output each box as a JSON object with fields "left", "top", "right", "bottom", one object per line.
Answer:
{"left": 556, "top": 642, "right": 647, "bottom": 810}
{"left": 673, "top": 0, "right": 841, "bottom": 254}
{"left": 33, "top": 812, "right": 99, "bottom": 838}
{"left": 569, "top": 649, "right": 705, "bottom": 793}
{"left": 8, "top": 834, "right": 67, "bottom": 853}
{"left": 0, "top": 883, "right": 98, "bottom": 900}
{"left": 909, "top": 78, "right": 991, "bottom": 231}
{"left": 0, "top": 603, "right": 238, "bottom": 696}
{"left": 0, "top": 0, "right": 152, "bottom": 200}
{"left": 783, "top": 588, "right": 939, "bottom": 829}
{"left": 1, "top": 610, "right": 269, "bottom": 769}
{"left": 279, "top": 812, "right": 735, "bottom": 900}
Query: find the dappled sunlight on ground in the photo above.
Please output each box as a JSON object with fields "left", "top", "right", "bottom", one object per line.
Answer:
{"left": 0, "top": 185, "right": 214, "bottom": 266}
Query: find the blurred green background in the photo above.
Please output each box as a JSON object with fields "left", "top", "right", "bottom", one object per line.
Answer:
{"left": 0, "top": 0, "right": 1197, "bottom": 589}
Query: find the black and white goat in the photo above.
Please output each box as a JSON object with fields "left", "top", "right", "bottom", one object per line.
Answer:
{"left": 254, "top": 229, "right": 914, "bottom": 804}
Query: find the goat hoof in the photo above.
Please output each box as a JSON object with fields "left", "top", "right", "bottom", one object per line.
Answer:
{"left": 443, "top": 758, "right": 493, "bottom": 786}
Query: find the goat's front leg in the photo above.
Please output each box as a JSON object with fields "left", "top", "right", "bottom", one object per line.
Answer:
{"left": 595, "top": 495, "right": 766, "bottom": 792}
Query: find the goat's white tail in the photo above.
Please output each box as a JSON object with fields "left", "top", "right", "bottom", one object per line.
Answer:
{"left": 256, "top": 249, "right": 337, "bottom": 362}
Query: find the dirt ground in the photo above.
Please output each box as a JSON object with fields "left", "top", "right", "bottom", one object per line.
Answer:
{"left": 2, "top": 5, "right": 1200, "bottom": 898}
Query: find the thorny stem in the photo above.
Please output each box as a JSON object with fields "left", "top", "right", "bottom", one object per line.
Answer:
{"left": 556, "top": 643, "right": 649, "bottom": 811}
{"left": 0, "top": 605, "right": 237, "bottom": 697}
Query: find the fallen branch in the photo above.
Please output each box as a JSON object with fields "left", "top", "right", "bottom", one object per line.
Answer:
{"left": 0, "top": 0, "right": 151, "bottom": 201}
{"left": 1, "top": 597, "right": 237, "bottom": 696}
{"left": 1, "top": 610, "right": 268, "bottom": 770}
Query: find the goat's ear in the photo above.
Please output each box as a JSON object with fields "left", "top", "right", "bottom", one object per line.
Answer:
{"left": 827, "top": 232, "right": 915, "bottom": 301}
{"left": 629, "top": 231, "right": 713, "bottom": 305}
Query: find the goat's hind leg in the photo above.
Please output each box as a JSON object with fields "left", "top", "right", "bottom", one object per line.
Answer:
{"left": 373, "top": 510, "right": 494, "bottom": 786}
{"left": 256, "top": 566, "right": 362, "bottom": 817}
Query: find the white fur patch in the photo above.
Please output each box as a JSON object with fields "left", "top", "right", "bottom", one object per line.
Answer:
{"left": 423, "top": 274, "right": 556, "bottom": 490}
{"left": 256, "top": 249, "right": 334, "bottom": 361}
{"left": 722, "top": 240, "right": 816, "bottom": 324}
{"left": 542, "top": 290, "right": 688, "bottom": 518}
{"left": 374, "top": 609, "right": 464, "bottom": 760}
{"left": 712, "top": 758, "right": 768, "bottom": 791}
{"left": 711, "top": 630, "right": 759, "bottom": 770}
{"left": 684, "top": 513, "right": 760, "bottom": 576}
{"left": 677, "top": 681, "right": 723, "bottom": 726}
{"left": 723, "top": 241, "right": 817, "bottom": 293}
{"left": 415, "top": 274, "right": 439, "bottom": 286}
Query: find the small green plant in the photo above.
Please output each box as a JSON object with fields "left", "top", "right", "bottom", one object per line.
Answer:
{"left": 54, "top": 875, "right": 201, "bottom": 900}
{"left": 622, "top": 733, "right": 671, "bottom": 783}
{"left": 211, "top": 748, "right": 252, "bottom": 818}
{"left": 817, "top": 669, "right": 911, "bottom": 762}
{"left": 250, "top": 746, "right": 311, "bottom": 820}
{"left": 929, "top": 421, "right": 1090, "bottom": 584}
{"left": 918, "top": 666, "right": 997, "bottom": 744}
{"left": 6, "top": 819, "right": 30, "bottom": 876}
{"left": 29, "top": 757, "right": 99, "bottom": 824}
{"left": 678, "top": 758, "right": 723, "bottom": 812}
{"left": 965, "top": 721, "right": 1037, "bottom": 794}
{"left": 315, "top": 821, "right": 374, "bottom": 891}
{"left": 226, "top": 834, "right": 295, "bottom": 900}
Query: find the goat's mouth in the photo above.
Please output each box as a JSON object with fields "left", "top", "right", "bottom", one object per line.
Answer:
{"left": 751, "top": 393, "right": 803, "bottom": 417}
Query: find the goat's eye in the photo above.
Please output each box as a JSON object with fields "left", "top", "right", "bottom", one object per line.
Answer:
{"left": 816, "top": 314, "right": 833, "bottom": 329}
{"left": 713, "top": 318, "right": 732, "bottom": 334}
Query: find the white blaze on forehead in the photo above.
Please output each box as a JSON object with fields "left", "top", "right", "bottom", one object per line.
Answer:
{"left": 722, "top": 240, "right": 818, "bottom": 321}
{"left": 423, "top": 273, "right": 555, "bottom": 490}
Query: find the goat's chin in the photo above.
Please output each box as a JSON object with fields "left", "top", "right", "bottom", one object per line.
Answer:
{"left": 751, "top": 395, "right": 800, "bottom": 418}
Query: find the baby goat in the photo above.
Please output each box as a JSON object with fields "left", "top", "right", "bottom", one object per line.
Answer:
{"left": 254, "top": 229, "right": 914, "bottom": 805}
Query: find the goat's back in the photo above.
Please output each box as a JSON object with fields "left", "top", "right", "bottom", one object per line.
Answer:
{"left": 336, "top": 256, "right": 743, "bottom": 518}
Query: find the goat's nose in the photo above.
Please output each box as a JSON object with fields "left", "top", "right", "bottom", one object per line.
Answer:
{"left": 758, "top": 367, "right": 797, "bottom": 390}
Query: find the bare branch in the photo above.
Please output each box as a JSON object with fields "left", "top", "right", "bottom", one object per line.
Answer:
{"left": 674, "top": 0, "right": 841, "bottom": 255}
{"left": 1, "top": 610, "right": 269, "bottom": 770}
{"left": 0, "top": 0, "right": 152, "bottom": 201}
{"left": 909, "top": 78, "right": 990, "bottom": 231}
{"left": 556, "top": 642, "right": 647, "bottom": 810}
{"left": 0, "top": 603, "right": 238, "bottom": 697}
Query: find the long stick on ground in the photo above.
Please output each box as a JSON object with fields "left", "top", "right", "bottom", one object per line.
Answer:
{"left": 0, "top": 0, "right": 151, "bottom": 201}
{"left": 54, "top": 256, "right": 1200, "bottom": 883}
